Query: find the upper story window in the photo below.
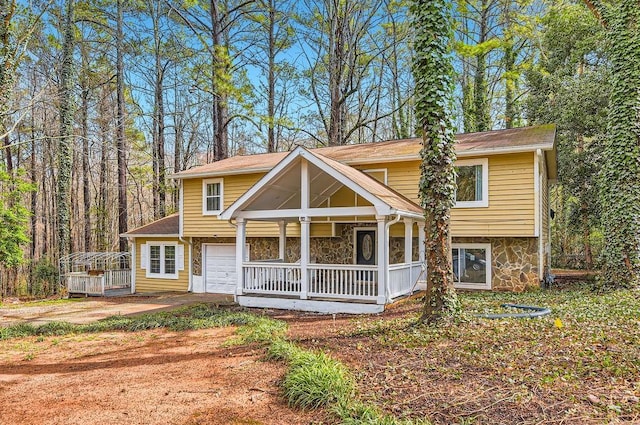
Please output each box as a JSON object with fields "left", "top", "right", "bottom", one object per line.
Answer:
{"left": 454, "top": 158, "right": 488, "bottom": 208}
{"left": 203, "top": 178, "right": 223, "bottom": 215}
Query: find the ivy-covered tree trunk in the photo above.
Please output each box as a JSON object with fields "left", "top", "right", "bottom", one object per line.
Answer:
{"left": 410, "top": 0, "right": 459, "bottom": 322}
{"left": 0, "top": 0, "right": 16, "bottom": 169}
{"left": 57, "top": 0, "right": 75, "bottom": 263}
{"left": 585, "top": 0, "right": 640, "bottom": 288}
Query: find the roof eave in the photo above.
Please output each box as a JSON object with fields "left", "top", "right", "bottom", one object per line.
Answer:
{"left": 170, "top": 166, "right": 273, "bottom": 180}
{"left": 169, "top": 143, "right": 556, "bottom": 180}
{"left": 120, "top": 233, "right": 180, "bottom": 238}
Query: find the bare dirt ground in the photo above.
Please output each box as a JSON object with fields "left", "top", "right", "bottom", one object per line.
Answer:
{"left": 0, "top": 293, "right": 234, "bottom": 327}
{"left": 2, "top": 289, "right": 637, "bottom": 425}
{"left": 0, "top": 326, "right": 325, "bottom": 425}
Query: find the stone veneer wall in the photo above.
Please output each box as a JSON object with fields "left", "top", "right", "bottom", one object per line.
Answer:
{"left": 191, "top": 237, "right": 301, "bottom": 275}
{"left": 191, "top": 223, "right": 421, "bottom": 274}
{"left": 453, "top": 237, "right": 539, "bottom": 292}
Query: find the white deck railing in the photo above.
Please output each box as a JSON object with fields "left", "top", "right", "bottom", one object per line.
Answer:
{"left": 67, "top": 270, "right": 131, "bottom": 296}
{"left": 388, "top": 262, "right": 424, "bottom": 299}
{"left": 308, "top": 264, "right": 378, "bottom": 300}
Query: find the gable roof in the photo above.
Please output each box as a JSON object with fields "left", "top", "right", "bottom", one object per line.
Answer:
{"left": 172, "top": 124, "right": 557, "bottom": 180}
{"left": 219, "top": 146, "right": 424, "bottom": 220}
{"left": 311, "top": 150, "right": 423, "bottom": 215}
{"left": 122, "top": 214, "right": 179, "bottom": 237}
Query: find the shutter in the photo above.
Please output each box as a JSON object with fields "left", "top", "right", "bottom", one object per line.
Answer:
{"left": 140, "top": 244, "right": 148, "bottom": 269}
{"left": 177, "top": 244, "right": 185, "bottom": 271}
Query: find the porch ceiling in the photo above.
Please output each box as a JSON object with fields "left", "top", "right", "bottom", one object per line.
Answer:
{"left": 243, "top": 162, "right": 351, "bottom": 211}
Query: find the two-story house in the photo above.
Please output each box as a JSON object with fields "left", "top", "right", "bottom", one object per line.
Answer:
{"left": 123, "top": 124, "right": 557, "bottom": 313}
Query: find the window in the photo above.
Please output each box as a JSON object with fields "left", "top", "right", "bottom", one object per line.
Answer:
{"left": 363, "top": 168, "right": 387, "bottom": 184}
{"left": 454, "top": 158, "right": 488, "bottom": 207}
{"left": 203, "top": 178, "right": 223, "bottom": 215}
{"left": 142, "top": 243, "right": 183, "bottom": 279}
{"left": 452, "top": 243, "right": 491, "bottom": 290}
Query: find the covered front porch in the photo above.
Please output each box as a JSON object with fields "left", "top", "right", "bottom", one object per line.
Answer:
{"left": 220, "top": 146, "right": 426, "bottom": 314}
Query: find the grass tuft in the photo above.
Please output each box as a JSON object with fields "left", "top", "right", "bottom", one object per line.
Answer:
{"left": 269, "top": 339, "right": 356, "bottom": 410}
{"left": 0, "top": 304, "right": 282, "bottom": 341}
{"left": 282, "top": 349, "right": 354, "bottom": 409}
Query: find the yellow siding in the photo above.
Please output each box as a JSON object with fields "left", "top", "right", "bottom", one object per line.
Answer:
{"left": 361, "top": 153, "right": 536, "bottom": 237}
{"left": 134, "top": 237, "right": 189, "bottom": 293}
{"left": 453, "top": 153, "right": 535, "bottom": 237}
{"left": 329, "top": 186, "right": 357, "bottom": 207}
{"left": 182, "top": 173, "right": 300, "bottom": 237}
{"left": 181, "top": 152, "right": 536, "bottom": 239}
{"left": 311, "top": 223, "right": 333, "bottom": 237}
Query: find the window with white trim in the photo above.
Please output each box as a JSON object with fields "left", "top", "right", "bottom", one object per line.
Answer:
{"left": 452, "top": 243, "right": 491, "bottom": 290}
{"left": 454, "top": 158, "right": 488, "bottom": 208}
{"left": 203, "top": 178, "right": 223, "bottom": 215}
{"left": 141, "top": 242, "right": 184, "bottom": 279}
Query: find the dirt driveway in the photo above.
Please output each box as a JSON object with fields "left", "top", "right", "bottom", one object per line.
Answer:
{"left": 0, "top": 327, "right": 323, "bottom": 425}
{"left": 0, "top": 293, "right": 235, "bottom": 327}
{"left": 0, "top": 295, "right": 329, "bottom": 425}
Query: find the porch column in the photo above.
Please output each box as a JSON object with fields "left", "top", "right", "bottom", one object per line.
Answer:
{"left": 404, "top": 219, "right": 413, "bottom": 264}
{"left": 278, "top": 220, "right": 287, "bottom": 261}
{"left": 235, "top": 218, "right": 246, "bottom": 296}
{"left": 417, "top": 222, "right": 426, "bottom": 263}
{"left": 300, "top": 216, "right": 310, "bottom": 300}
{"left": 376, "top": 215, "right": 387, "bottom": 305}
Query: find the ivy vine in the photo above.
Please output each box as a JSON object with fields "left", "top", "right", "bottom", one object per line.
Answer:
{"left": 410, "top": 0, "right": 459, "bottom": 321}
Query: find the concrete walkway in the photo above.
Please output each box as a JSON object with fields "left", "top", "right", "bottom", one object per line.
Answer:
{"left": 0, "top": 293, "right": 235, "bottom": 327}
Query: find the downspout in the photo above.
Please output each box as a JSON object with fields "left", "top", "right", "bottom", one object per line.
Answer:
{"left": 385, "top": 214, "right": 401, "bottom": 302}
{"left": 536, "top": 149, "right": 544, "bottom": 283}
{"left": 127, "top": 237, "right": 136, "bottom": 294}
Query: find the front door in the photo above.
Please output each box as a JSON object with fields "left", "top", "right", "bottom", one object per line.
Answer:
{"left": 355, "top": 229, "right": 376, "bottom": 265}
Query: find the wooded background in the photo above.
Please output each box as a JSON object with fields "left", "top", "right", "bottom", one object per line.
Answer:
{"left": 0, "top": 0, "right": 618, "bottom": 296}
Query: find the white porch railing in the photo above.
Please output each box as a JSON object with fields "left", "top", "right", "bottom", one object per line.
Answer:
{"left": 242, "top": 262, "right": 379, "bottom": 301}
{"left": 67, "top": 270, "right": 131, "bottom": 296}
{"left": 308, "top": 264, "right": 378, "bottom": 300}
{"left": 388, "top": 262, "right": 424, "bottom": 299}
{"left": 243, "top": 262, "right": 302, "bottom": 296}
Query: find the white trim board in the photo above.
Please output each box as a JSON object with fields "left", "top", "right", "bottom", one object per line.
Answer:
{"left": 237, "top": 296, "right": 384, "bottom": 314}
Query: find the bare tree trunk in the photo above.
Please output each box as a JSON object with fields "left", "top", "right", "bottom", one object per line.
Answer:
{"left": 474, "top": 0, "right": 491, "bottom": 132}
{"left": 97, "top": 86, "right": 109, "bottom": 252}
{"left": 503, "top": 3, "right": 515, "bottom": 129}
{"left": 30, "top": 82, "right": 37, "bottom": 292}
{"left": 116, "top": 0, "right": 128, "bottom": 252}
{"left": 149, "top": 0, "right": 167, "bottom": 218}
{"left": 327, "top": 2, "right": 345, "bottom": 146}
{"left": 266, "top": 0, "right": 276, "bottom": 152}
{"left": 210, "top": 0, "right": 228, "bottom": 160}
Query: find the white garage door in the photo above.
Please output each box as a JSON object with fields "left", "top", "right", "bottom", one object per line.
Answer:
{"left": 204, "top": 245, "right": 237, "bottom": 294}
